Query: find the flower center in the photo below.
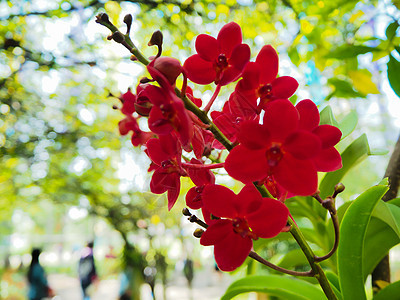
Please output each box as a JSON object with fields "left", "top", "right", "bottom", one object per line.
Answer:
{"left": 258, "top": 83, "right": 272, "bottom": 100}
{"left": 265, "top": 145, "right": 283, "bottom": 167}
{"left": 216, "top": 54, "right": 228, "bottom": 69}
{"left": 232, "top": 218, "right": 258, "bottom": 240}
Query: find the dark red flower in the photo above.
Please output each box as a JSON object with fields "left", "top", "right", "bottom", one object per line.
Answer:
{"left": 152, "top": 57, "right": 183, "bottom": 85}
{"left": 225, "top": 99, "right": 321, "bottom": 196}
{"left": 119, "top": 89, "right": 136, "bottom": 115}
{"left": 145, "top": 63, "right": 194, "bottom": 147}
{"left": 183, "top": 22, "right": 250, "bottom": 86}
{"left": 236, "top": 45, "right": 298, "bottom": 111}
{"left": 118, "top": 115, "right": 153, "bottom": 147}
{"left": 200, "top": 184, "right": 289, "bottom": 271}
{"left": 146, "top": 134, "right": 186, "bottom": 210}
{"left": 295, "top": 99, "right": 342, "bottom": 172}
{"left": 185, "top": 158, "right": 215, "bottom": 209}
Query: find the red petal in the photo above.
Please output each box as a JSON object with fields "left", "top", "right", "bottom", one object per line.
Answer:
{"left": 214, "top": 230, "right": 252, "bottom": 272}
{"left": 202, "top": 184, "right": 238, "bottom": 219}
{"left": 150, "top": 169, "right": 168, "bottom": 194}
{"left": 148, "top": 107, "right": 173, "bottom": 135}
{"left": 237, "top": 120, "right": 271, "bottom": 149}
{"left": 296, "top": 99, "right": 320, "bottom": 131}
{"left": 229, "top": 44, "right": 250, "bottom": 71}
{"left": 217, "top": 22, "right": 242, "bottom": 57}
{"left": 284, "top": 130, "right": 321, "bottom": 160}
{"left": 255, "top": 45, "right": 279, "bottom": 84}
{"left": 225, "top": 145, "right": 269, "bottom": 183}
{"left": 271, "top": 76, "right": 298, "bottom": 99}
{"left": 274, "top": 154, "right": 318, "bottom": 196}
{"left": 183, "top": 55, "right": 216, "bottom": 85}
{"left": 187, "top": 158, "right": 215, "bottom": 186}
{"left": 167, "top": 173, "right": 181, "bottom": 210}
{"left": 263, "top": 99, "right": 299, "bottom": 141}
{"left": 195, "top": 34, "right": 219, "bottom": 62}
{"left": 200, "top": 219, "right": 232, "bottom": 246}
{"left": 219, "top": 66, "right": 242, "bottom": 86}
{"left": 186, "top": 186, "right": 204, "bottom": 210}
{"left": 228, "top": 90, "right": 258, "bottom": 118}
{"left": 247, "top": 198, "right": 289, "bottom": 238}
{"left": 313, "top": 125, "right": 342, "bottom": 148}
{"left": 314, "top": 147, "right": 342, "bottom": 172}
{"left": 236, "top": 184, "right": 263, "bottom": 215}
{"left": 237, "top": 62, "right": 261, "bottom": 90}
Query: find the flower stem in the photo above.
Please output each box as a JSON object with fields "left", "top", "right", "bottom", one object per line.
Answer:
{"left": 182, "top": 162, "right": 225, "bottom": 170}
{"left": 204, "top": 84, "right": 221, "bottom": 113}
{"left": 288, "top": 218, "right": 338, "bottom": 300}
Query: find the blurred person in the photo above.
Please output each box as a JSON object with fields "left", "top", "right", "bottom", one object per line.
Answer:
{"left": 27, "top": 248, "right": 54, "bottom": 300}
{"left": 78, "top": 241, "right": 98, "bottom": 300}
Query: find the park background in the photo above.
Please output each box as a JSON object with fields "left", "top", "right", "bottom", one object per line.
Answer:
{"left": 1, "top": 0, "right": 400, "bottom": 299}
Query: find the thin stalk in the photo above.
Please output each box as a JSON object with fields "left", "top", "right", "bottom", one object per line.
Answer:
{"left": 289, "top": 218, "right": 338, "bottom": 300}
{"left": 204, "top": 84, "right": 221, "bottom": 112}
{"left": 315, "top": 212, "right": 339, "bottom": 262}
{"left": 182, "top": 162, "right": 225, "bottom": 170}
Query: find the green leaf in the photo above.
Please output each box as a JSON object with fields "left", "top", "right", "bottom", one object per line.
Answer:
{"left": 387, "top": 54, "right": 400, "bottom": 98}
{"left": 221, "top": 275, "right": 326, "bottom": 300}
{"left": 373, "top": 281, "right": 400, "bottom": 300}
{"left": 372, "top": 201, "right": 400, "bottom": 239}
{"left": 319, "top": 134, "right": 371, "bottom": 199}
{"left": 338, "top": 111, "right": 358, "bottom": 139}
{"left": 327, "top": 78, "right": 365, "bottom": 99}
{"left": 337, "top": 184, "right": 388, "bottom": 300}
{"left": 325, "top": 271, "right": 343, "bottom": 300}
{"left": 276, "top": 248, "right": 309, "bottom": 269}
{"left": 385, "top": 21, "right": 399, "bottom": 41}
{"left": 326, "top": 45, "right": 380, "bottom": 59}
{"left": 363, "top": 217, "right": 400, "bottom": 279}
{"left": 320, "top": 105, "right": 339, "bottom": 127}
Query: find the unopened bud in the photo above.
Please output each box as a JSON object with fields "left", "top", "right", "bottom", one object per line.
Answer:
{"left": 148, "top": 30, "right": 163, "bottom": 47}
{"left": 182, "top": 208, "right": 191, "bottom": 216}
{"left": 112, "top": 31, "right": 125, "bottom": 43}
{"left": 112, "top": 105, "right": 119, "bottom": 110}
{"left": 96, "top": 13, "right": 110, "bottom": 24}
{"left": 123, "top": 14, "right": 133, "bottom": 27}
{"left": 152, "top": 57, "right": 183, "bottom": 85}
{"left": 193, "top": 229, "right": 204, "bottom": 238}
{"left": 333, "top": 183, "right": 345, "bottom": 198}
{"left": 130, "top": 55, "right": 138, "bottom": 61}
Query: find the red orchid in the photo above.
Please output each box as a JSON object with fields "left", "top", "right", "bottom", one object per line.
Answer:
{"left": 183, "top": 22, "right": 250, "bottom": 86}
{"left": 296, "top": 99, "right": 342, "bottom": 172}
{"left": 236, "top": 45, "right": 298, "bottom": 111}
{"left": 145, "top": 61, "right": 194, "bottom": 147}
{"left": 211, "top": 91, "right": 259, "bottom": 149}
{"left": 185, "top": 158, "right": 215, "bottom": 209}
{"left": 120, "top": 89, "right": 136, "bottom": 115}
{"left": 118, "top": 115, "right": 153, "bottom": 147}
{"left": 225, "top": 99, "right": 322, "bottom": 196}
{"left": 146, "top": 134, "right": 186, "bottom": 210}
{"left": 200, "top": 184, "right": 289, "bottom": 271}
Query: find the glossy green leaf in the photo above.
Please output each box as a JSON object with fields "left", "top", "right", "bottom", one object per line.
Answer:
{"left": 385, "top": 21, "right": 399, "bottom": 41}
{"left": 221, "top": 275, "right": 325, "bottom": 300}
{"left": 325, "top": 271, "right": 343, "bottom": 300}
{"left": 326, "top": 78, "right": 365, "bottom": 99}
{"left": 319, "top": 105, "right": 339, "bottom": 127}
{"left": 326, "top": 45, "right": 380, "bottom": 59}
{"left": 373, "top": 280, "right": 400, "bottom": 300}
{"left": 276, "top": 248, "right": 309, "bottom": 269}
{"left": 388, "top": 54, "right": 400, "bottom": 98}
{"left": 363, "top": 217, "right": 400, "bottom": 279}
{"left": 338, "top": 111, "right": 358, "bottom": 139}
{"left": 319, "top": 134, "right": 371, "bottom": 199}
{"left": 338, "top": 184, "right": 388, "bottom": 300}
{"left": 372, "top": 201, "right": 400, "bottom": 239}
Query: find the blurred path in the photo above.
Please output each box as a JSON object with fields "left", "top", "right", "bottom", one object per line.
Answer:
{"left": 48, "top": 269, "right": 231, "bottom": 300}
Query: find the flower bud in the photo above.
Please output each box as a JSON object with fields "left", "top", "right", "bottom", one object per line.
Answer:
{"left": 153, "top": 57, "right": 183, "bottom": 85}
{"left": 182, "top": 207, "right": 191, "bottom": 216}
{"left": 148, "top": 30, "right": 163, "bottom": 47}
{"left": 193, "top": 228, "right": 204, "bottom": 238}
